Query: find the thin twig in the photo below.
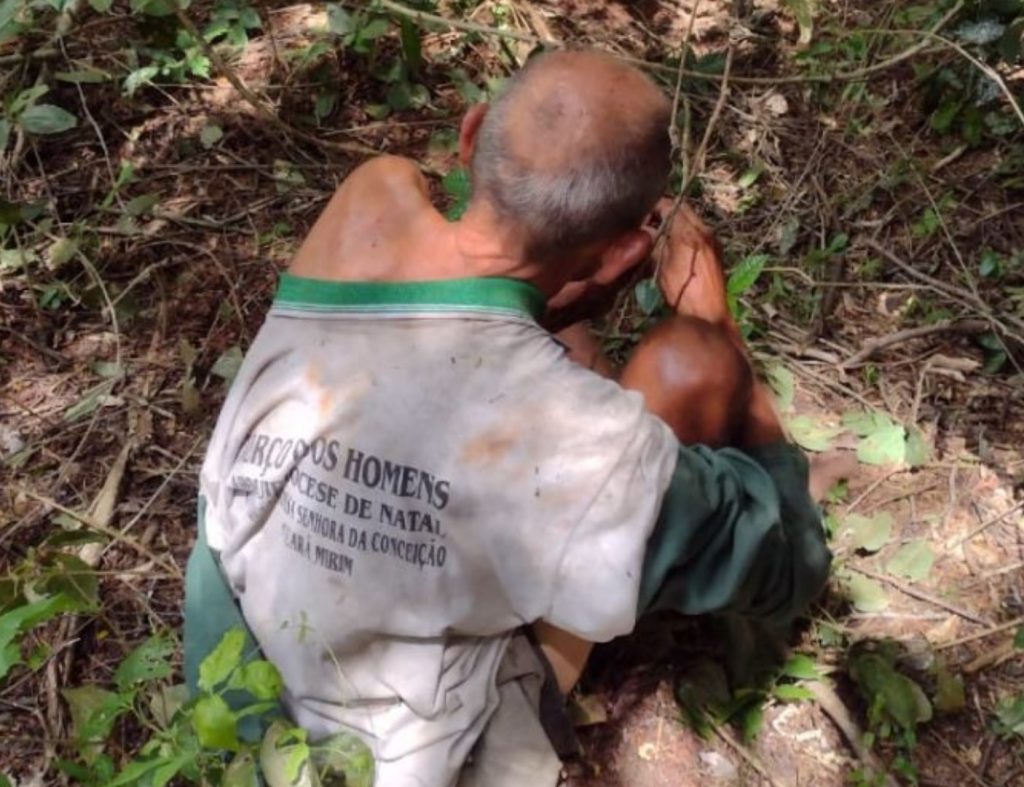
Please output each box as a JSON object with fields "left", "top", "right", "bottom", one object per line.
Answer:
{"left": 951, "top": 500, "right": 1024, "bottom": 550}
{"left": 712, "top": 722, "right": 786, "bottom": 787}
{"left": 935, "top": 615, "right": 1024, "bottom": 651}
{"left": 807, "top": 682, "right": 898, "bottom": 787}
{"left": 838, "top": 319, "right": 988, "bottom": 369}
{"left": 9, "top": 485, "right": 183, "bottom": 578}
{"left": 850, "top": 565, "right": 990, "bottom": 626}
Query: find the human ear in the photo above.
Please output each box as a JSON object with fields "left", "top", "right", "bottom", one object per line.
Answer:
{"left": 459, "top": 104, "right": 489, "bottom": 166}
{"left": 592, "top": 230, "right": 653, "bottom": 286}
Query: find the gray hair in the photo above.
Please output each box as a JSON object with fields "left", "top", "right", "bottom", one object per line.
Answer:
{"left": 471, "top": 60, "right": 671, "bottom": 261}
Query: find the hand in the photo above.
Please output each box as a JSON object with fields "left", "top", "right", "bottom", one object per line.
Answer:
{"left": 651, "top": 198, "right": 731, "bottom": 328}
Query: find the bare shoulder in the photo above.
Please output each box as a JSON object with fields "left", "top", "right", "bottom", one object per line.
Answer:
{"left": 342, "top": 155, "right": 429, "bottom": 196}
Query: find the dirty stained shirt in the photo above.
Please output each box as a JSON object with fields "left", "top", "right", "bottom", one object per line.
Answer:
{"left": 193, "top": 274, "right": 829, "bottom": 787}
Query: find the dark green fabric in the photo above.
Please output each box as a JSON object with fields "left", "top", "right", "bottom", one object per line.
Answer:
{"left": 638, "top": 441, "right": 831, "bottom": 627}
{"left": 184, "top": 497, "right": 276, "bottom": 743}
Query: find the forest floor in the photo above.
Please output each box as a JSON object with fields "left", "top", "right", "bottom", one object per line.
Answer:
{"left": 2, "top": 0, "right": 1023, "bottom": 785}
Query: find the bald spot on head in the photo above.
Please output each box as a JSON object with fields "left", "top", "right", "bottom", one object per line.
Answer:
{"left": 471, "top": 49, "right": 672, "bottom": 261}
{"left": 502, "top": 51, "right": 670, "bottom": 173}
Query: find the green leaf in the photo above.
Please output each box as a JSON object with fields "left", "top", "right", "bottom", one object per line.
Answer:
{"left": 904, "top": 426, "right": 930, "bottom": 467}
{"left": 47, "top": 237, "right": 78, "bottom": 270}
{"left": 327, "top": 4, "right": 353, "bottom": 35}
{"left": 740, "top": 702, "right": 764, "bottom": 743}
{"left": 399, "top": 18, "right": 422, "bottom": 75}
{"left": 115, "top": 634, "right": 174, "bottom": 691}
{"left": 19, "top": 104, "right": 78, "bottom": 135}
{"left": 442, "top": 167, "right": 472, "bottom": 221}
{"left": 235, "top": 660, "right": 283, "bottom": 700}
{"left": 783, "top": 0, "right": 816, "bottom": 45}
{"left": 933, "top": 665, "right": 965, "bottom": 713}
{"left": 1014, "top": 627, "right": 1024, "bottom": 650}
{"left": 843, "top": 572, "right": 890, "bottom": 612}
{"left": 261, "top": 721, "right": 313, "bottom": 787}
{"left": 0, "top": 595, "right": 70, "bottom": 679}
{"left": 0, "top": 119, "right": 9, "bottom": 152}
{"left": 123, "top": 193, "right": 160, "bottom": 217}
{"left": 850, "top": 651, "right": 932, "bottom": 730}
{"left": 200, "top": 124, "right": 224, "bottom": 149}
{"left": 312, "top": 730, "right": 376, "bottom": 787}
{"left": 857, "top": 422, "right": 907, "bottom": 466}
{"left": 846, "top": 512, "right": 893, "bottom": 553}
{"left": 773, "top": 683, "right": 816, "bottom": 702}
{"left": 727, "top": 254, "right": 768, "bottom": 297}
{"left": 979, "top": 249, "right": 1003, "bottom": 278}
{"left": 842, "top": 409, "right": 892, "bottom": 436}
{"left": 766, "top": 365, "right": 795, "bottom": 413}
{"left": 193, "top": 694, "right": 240, "bottom": 751}
{"left": 224, "top": 751, "right": 259, "bottom": 787}
{"left": 124, "top": 65, "right": 160, "bottom": 96}
{"left": 359, "top": 17, "right": 390, "bottom": 40}
{"left": 782, "top": 653, "right": 822, "bottom": 681}
{"left": 35, "top": 554, "right": 99, "bottom": 610}
{"left": 634, "top": 278, "right": 664, "bottom": 317}
{"left": 786, "top": 414, "right": 841, "bottom": 452}
{"left": 64, "top": 378, "right": 117, "bottom": 422}
{"left": 63, "top": 685, "right": 130, "bottom": 755}
{"left": 199, "top": 627, "right": 245, "bottom": 691}
{"left": 148, "top": 683, "right": 189, "bottom": 726}
{"left": 994, "top": 694, "right": 1024, "bottom": 737}
{"left": 211, "top": 346, "right": 244, "bottom": 383}
{"left": 886, "top": 540, "right": 935, "bottom": 582}
{"left": 89, "top": 0, "right": 113, "bottom": 11}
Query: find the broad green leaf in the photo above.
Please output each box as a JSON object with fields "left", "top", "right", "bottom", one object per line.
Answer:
{"left": 766, "top": 365, "right": 795, "bottom": 413}
{"left": 327, "top": 4, "right": 354, "bottom": 36}
{"left": 634, "top": 278, "right": 663, "bottom": 316}
{"left": 786, "top": 414, "right": 841, "bottom": 452}
{"left": 857, "top": 422, "right": 906, "bottom": 466}
{"left": 887, "top": 540, "right": 935, "bottom": 582}
{"left": 773, "top": 684, "right": 815, "bottom": 702}
{"left": 124, "top": 65, "right": 160, "bottom": 96}
{"left": 193, "top": 694, "right": 240, "bottom": 751}
{"left": 235, "top": 660, "right": 283, "bottom": 700}
{"left": 1015, "top": 626, "right": 1024, "bottom": 650}
{"left": 148, "top": 683, "right": 189, "bottom": 727}
{"left": 312, "top": 730, "right": 375, "bottom": 787}
{"left": 933, "top": 665, "right": 965, "bottom": 713}
{"left": 33, "top": 554, "right": 99, "bottom": 610}
{"left": 740, "top": 702, "right": 764, "bottom": 743}
{"left": 995, "top": 694, "right": 1024, "bottom": 736}
{"left": 846, "top": 512, "right": 893, "bottom": 553}
{"left": 224, "top": 750, "right": 259, "bottom": 787}
{"left": 211, "top": 345, "right": 244, "bottom": 383}
{"left": 850, "top": 652, "right": 932, "bottom": 730}
{"left": 841, "top": 409, "right": 892, "bottom": 436}
{"left": 782, "top": 653, "right": 821, "bottom": 681}
{"left": 89, "top": 0, "right": 113, "bottom": 11}
{"left": 843, "top": 572, "right": 889, "bottom": 612}
{"left": 0, "top": 119, "right": 9, "bottom": 152}
{"left": 124, "top": 192, "right": 160, "bottom": 217}
{"left": 115, "top": 634, "right": 174, "bottom": 691}
{"left": 442, "top": 167, "right": 471, "bottom": 221}
{"left": 64, "top": 378, "right": 117, "bottom": 422}
{"left": 151, "top": 752, "right": 194, "bottom": 787}
{"left": 261, "top": 721, "right": 314, "bottom": 787}
{"left": 727, "top": 254, "right": 768, "bottom": 297}
{"left": 19, "top": 104, "right": 78, "bottom": 135}
{"left": 198, "top": 628, "right": 245, "bottom": 691}
{"left": 47, "top": 237, "right": 78, "bottom": 270}
{"left": 200, "top": 124, "right": 224, "bottom": 148}
{"left": 63, "top": 685, "right": 130, "bottom": 761}
{"left": 358, "top": 17, "right": 390, "bottom": 40}
{"left": 0, "top": 595, "right": 71, "bottom": 678}
{"left": 905, "top": 426, "right": 930, "bottom": 467}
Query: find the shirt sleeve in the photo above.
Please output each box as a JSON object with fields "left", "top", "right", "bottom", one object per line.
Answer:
{"left": 637, "top": 441, "right": 831, "bottom": 626}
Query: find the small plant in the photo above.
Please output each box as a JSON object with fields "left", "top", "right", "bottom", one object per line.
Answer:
{"left": 59, "top": 628, "right": 375, "bottom": 786}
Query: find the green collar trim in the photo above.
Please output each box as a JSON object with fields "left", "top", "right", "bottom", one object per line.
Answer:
{"left": 273, "top": 274, "right": 546, "bottom": 321}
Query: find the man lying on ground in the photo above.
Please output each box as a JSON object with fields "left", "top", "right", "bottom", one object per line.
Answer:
{"left": 184, "top": 49, "right": 835, "bottom": 787}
